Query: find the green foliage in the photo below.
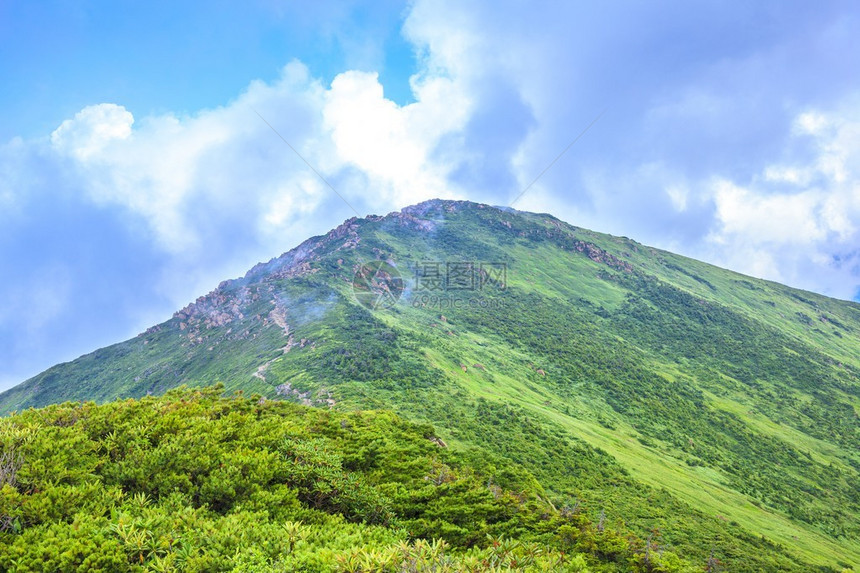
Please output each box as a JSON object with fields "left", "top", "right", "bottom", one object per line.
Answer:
{"left": 0, "top": 388, "right": 689, "bottom": 572}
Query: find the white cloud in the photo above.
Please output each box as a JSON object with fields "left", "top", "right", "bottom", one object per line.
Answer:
{"left": 51, "top": 103, "right": 134, "bottom": 161}
{"left": 703, "top": 106, "right": 860, "bottom": 297}
{"left": 44, "top": 63, "right": 333, "bottom": 254}
{"left": 763, "top": 165, "right": 812, "bottom": 185}
{"left": 34, "top": 57, "right": 478, "bottom": 260}
{"left": 323, "top": 70, "right": 471, "bottom": 206}
{"left": 666, "top": 184, "right": 689, "bottom": 211}
{"left": 795, "top": 111, "right": 831, "bottom": 137}
{"left": 710, "top": 180, "right": 827, "bottom": 244}
{"left": 260, "top": 175, "right": 325, "bottom": 231}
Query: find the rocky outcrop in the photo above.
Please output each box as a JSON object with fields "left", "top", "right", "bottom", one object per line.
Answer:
{"left": 385, "top": 210, "right": 437, "bottom": 232}
{"left": 571, "top": 240, "right": 634, "bottom": 272}
{"left": 275, "top": 383, "right": 335, "bottom": 408}
{"left": 429, "top": 436, "right": 448, "bottom": 448}
{"left": 400, "top": 198, "right": 463, "bottom": 218}
{"left": 267, "top": 302, "right": 290, "bottom": 336}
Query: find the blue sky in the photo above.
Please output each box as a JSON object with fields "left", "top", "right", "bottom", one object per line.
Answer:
{"left": 1, "top": 0, "right": 860, "bottom": 391}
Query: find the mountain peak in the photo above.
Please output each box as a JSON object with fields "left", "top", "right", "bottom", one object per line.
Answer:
{"left": 399, "top": 197, "right": 470, "bottom": 216}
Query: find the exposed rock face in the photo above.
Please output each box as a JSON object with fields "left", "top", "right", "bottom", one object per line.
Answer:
{"left": 172, "top": 287, "right": 255, "bottom": 345}
{"left": 267, "top": 303, "right": 290, "bottom": 336}
{"left": 275, "top": 383, "right": 335, "bottom": 408}
{"left": 329, "top": 218, "right": 362, "bottom": 252}
{"left": 400, "top": 198, "right": 463, "bottom": 218}
{"left": 571, "top": 240, "right": 634, "bottom": 272}
{"left": 166, "top": 222, "right": 356, "bottom": 348}
{"left": 242, "top": 236, "right": 323, "bottom": 283}
{"left": 429, "top": 436, "right": 448, "bottom": 448}
{"left": 386, "top": 210, "right": 438, "bottom": 232}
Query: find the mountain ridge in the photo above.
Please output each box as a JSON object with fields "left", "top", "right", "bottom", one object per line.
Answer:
{"left": 2, "top": 198, "right": 859, "bottom": 571}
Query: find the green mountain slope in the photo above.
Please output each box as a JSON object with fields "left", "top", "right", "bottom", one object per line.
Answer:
{"left": 2, "top": 199, "right": 859, "bottom": 571}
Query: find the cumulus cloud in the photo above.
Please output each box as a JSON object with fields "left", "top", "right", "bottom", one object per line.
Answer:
{"left": 703, "top": 106, "right": 860, "bottom": 297}
{"left": 44, "top": 62, "right": 330, "bottom": 255}
{"left": 35, "top": 60, "right": 474, "bottom": 260}
{"left": 51, "top": 104, "right": 134, "bottom": 161}
{"left": 710, "top": 181, "right": 827, "bottom": 245}
{"left": 323, "top": 70, "right": 471, "bottom": 205}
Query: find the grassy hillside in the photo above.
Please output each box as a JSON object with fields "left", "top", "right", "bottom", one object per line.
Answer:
{"left": 1, "top": 386, "right": 692, "bottom": 572}
{"left": 2, "top": 199, "right": 859, "bottom": 570}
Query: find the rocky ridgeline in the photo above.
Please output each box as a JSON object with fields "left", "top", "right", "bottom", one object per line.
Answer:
{"left": 163, "top": 205, "right": 449, "bottom": 341}
{"left": 400, "top": 198, "right": 462, "bottom": 218}
{"left": 170, "top": 286, "right": 254, "bottom": 346}
{"left": 161, "top": 200, "right": 632, "bottom": 350}
{"left": 493, "top": 210, "right": 635, "bottom": 274}
{"left": 385, "top": 210, "right": 438, "bottom": 232}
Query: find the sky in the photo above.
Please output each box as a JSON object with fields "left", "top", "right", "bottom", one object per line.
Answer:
{"left": 1, "top": 0, "right": 860, "bottom": 391}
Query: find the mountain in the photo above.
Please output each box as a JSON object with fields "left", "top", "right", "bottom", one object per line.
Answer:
{"left": 2, "top": 199, "right": 859, "bottom": 571}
